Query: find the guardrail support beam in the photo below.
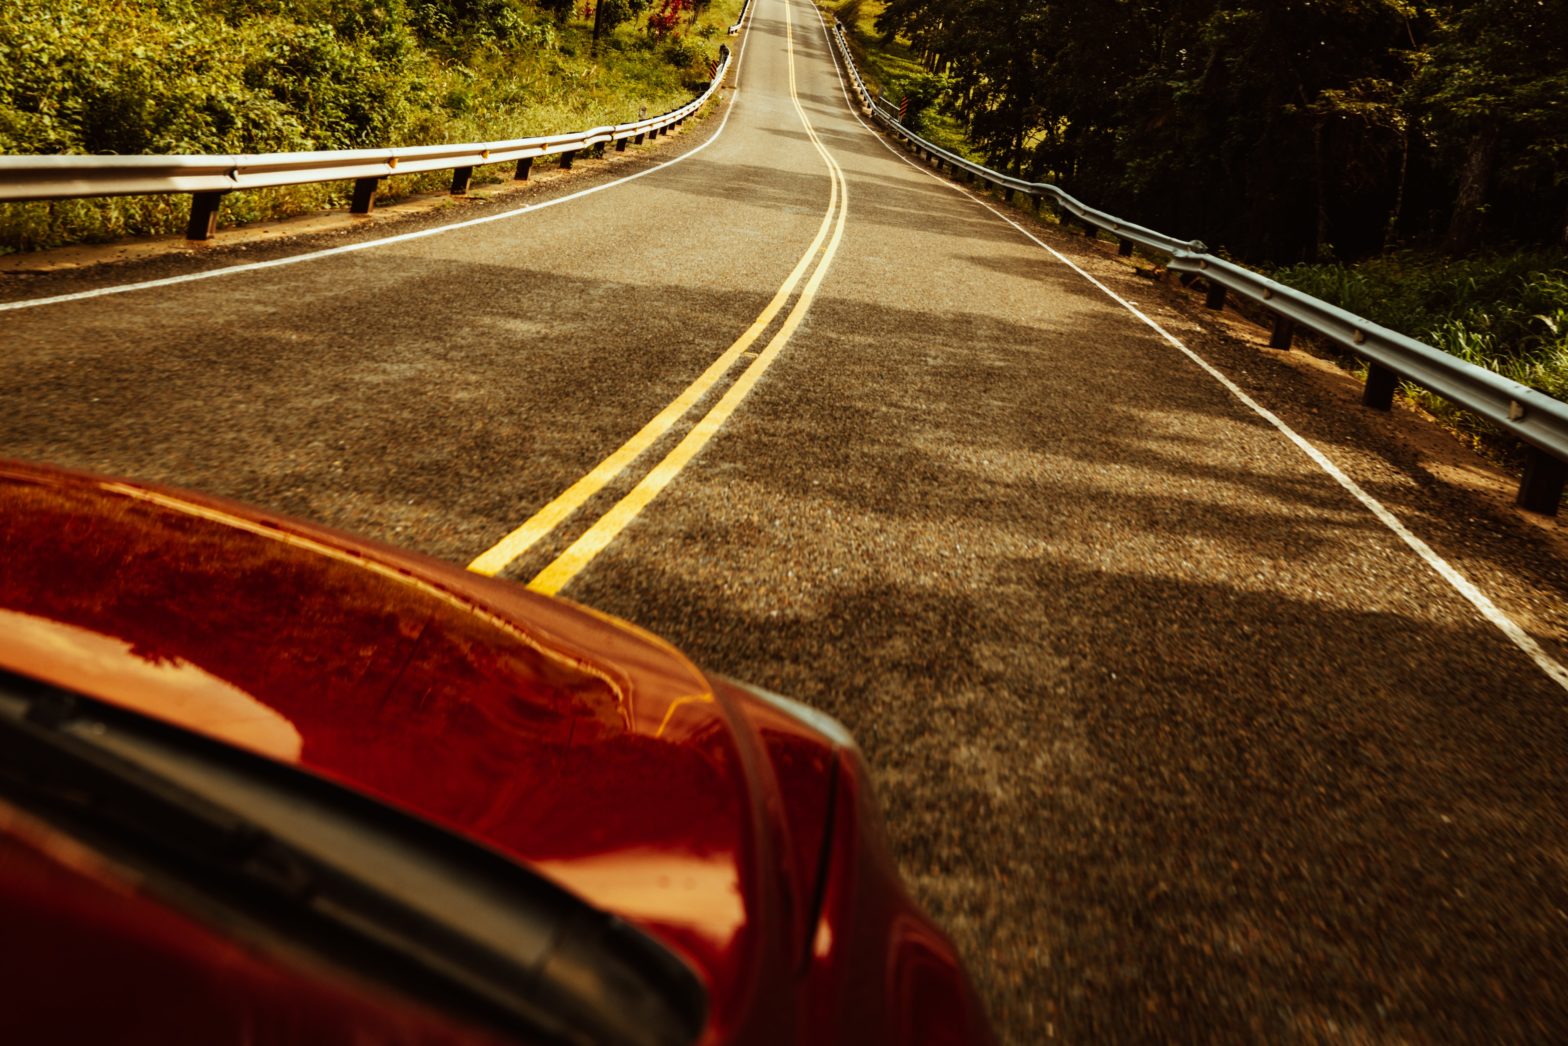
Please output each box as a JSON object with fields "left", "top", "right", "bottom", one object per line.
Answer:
{"left": 615, "top": 137, "right": 628, "bottom": 152}
{"left": 559, "top": 149, "right": 577, "bottom": 169}
{"left": 634, "top": 132, "right": 646, "bottom": 145}
{"left": 514, "top": 157, "right": 533, "bottom": 181}
{"left": 1517, "top": 446, "right": 1566, "bottom": 515}
{"left": 350, "top": 177, "right": 379, "bottom": 215}
{"left": 450, "top": 166, "right": 472, "bottom": 195}
{"left": 185, "top": 191, "right": 225, "bottom": 241}
{"left": 1204, "top": 281, "right": 1226, "bottom": 310}
{"left": 1269, "top": 315, "right": 1295, "bottom": 350}
{"left": 1363, "top": 362, "right": 1397, "bottom": 410}
{"left": 1118, "top": 238, "right": 1134, "bottom": 257}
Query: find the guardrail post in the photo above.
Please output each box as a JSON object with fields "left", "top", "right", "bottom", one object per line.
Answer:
{"left": 634, "top": 132, "right": 646, "bottom": 145}
{"left": 1204, "top": 280, "right": 1226, "bottom": 310}
{"left": 590, "top": 142, "right": 606, "bottom": 158}
{"left": 1118, "top": 238, "right": 1133, "bottom": 257}
{"left": 350, "top": 177, "right": 379, "bottom": 215}
{"left": 1363, "top": 362, "right": 1397, "bottom": 410}
{"left": 1517, "top": 446, "right": 1566, "bottom": 515}
{"left": 559, "top": 149, "right": 578, "bottom": 169}
{"left": 185, "top": 191, "right": 225, "bottom": 241}
{"left": 514, "top": 157, "right": 533, "bottom": 181}
{"left": 450, "top": 166, "right": 473, "bottom": 195}
{"left": 615, "top": 137, "right": 628, "bottom": 152}
{"left": 1002, "top": 188, "right": 1014, "bottom": 205}
{"left": 1269, "top": 315, "right": 1295, "bottom": 350}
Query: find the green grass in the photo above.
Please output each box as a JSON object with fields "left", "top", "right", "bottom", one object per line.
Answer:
{"left": 0, "top": 0, "right": 742, "bottom": 252}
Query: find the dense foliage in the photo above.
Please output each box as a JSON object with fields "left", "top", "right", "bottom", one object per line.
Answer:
{"left": 0, "top": 0, "right": 735, "bottom": 249}
{"left": 869, "top": 0, "right": 1568, "bottom": 264}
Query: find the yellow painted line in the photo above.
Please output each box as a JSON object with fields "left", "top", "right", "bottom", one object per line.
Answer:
{"left": 466, "top": 175, "right": 838, "bottom": 576}
{"left": 527, "top": 0, "right": 850, "bottom": 596}
{"left": 467, "top": 0, "right": 845, "bottom": 580}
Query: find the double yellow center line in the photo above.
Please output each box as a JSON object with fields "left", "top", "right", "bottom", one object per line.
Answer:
{"left": 468, "top": 0, "right": 848, "bottom": 594}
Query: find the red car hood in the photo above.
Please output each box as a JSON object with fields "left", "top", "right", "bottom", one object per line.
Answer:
{"left": 0, "top": 460, "right": 789, "bottom": 1041}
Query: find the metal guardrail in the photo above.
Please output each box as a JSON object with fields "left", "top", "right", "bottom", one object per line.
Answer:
{"left": 0, "top": 45, "right": 733, "bottom": 242}
{"left": 728, "top": 0, "right": 753, "bottom": 35}
{"left": 828, "top": 21, "right": 1568, "bottom": 515}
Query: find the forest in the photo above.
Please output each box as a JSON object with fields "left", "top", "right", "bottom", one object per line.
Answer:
{"left": 869, "top": 0, "right": 1567, "bottom": 264}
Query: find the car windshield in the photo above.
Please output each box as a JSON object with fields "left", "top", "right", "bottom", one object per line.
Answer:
{"left": 0, "top": 666, "right": 707, "bottom": 1046}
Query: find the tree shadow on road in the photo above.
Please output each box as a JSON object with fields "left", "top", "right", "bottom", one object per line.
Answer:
{"left": 554, "top": 280, "right": 1568, "bottom": 1043}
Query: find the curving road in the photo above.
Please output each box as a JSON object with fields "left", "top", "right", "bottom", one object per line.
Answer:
{"left": 5, "top": 0, "right": 1568, "bottom": 1039}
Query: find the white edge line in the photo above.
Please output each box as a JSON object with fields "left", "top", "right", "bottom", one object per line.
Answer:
{"left": 809, "top": 4, "right": 1568, "bottom": 696}
{"left": 0, "top": 5, "right": 762, "bottom": 315}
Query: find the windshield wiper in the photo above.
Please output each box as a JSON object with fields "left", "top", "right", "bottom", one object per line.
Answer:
{"left": 0, "top": 668, "right": 706, "bottom": 1046}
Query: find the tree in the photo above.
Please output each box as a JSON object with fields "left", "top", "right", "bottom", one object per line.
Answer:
{"left": 1413, "top": 0, "right": 1568, "bottom": 251}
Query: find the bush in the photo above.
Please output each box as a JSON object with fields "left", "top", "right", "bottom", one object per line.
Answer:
{"left": 661, "top": 35, "right": 703, "bottom": 69}
{"left": 889, "top": 70, "right": 949, "bottom": 132}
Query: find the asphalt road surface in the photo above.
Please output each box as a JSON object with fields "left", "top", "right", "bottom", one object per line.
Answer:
{"left": 6, "top": 0, "right": 1568, "bottom": 1040}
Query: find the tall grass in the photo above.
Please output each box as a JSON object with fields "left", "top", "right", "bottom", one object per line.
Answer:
{"left": 1275, "top": 250, "right": 1568, "bottom": 447}
{"left": 0, "top": 0, "right": 741, "bottom": 252}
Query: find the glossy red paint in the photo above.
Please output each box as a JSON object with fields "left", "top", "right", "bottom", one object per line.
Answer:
{"left": 0, "top": 458, "right": 993, "bottom": 1044}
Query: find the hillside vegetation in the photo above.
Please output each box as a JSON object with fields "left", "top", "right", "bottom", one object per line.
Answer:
{"left": 0, "top": 0, "right": 739, "bottom": 251}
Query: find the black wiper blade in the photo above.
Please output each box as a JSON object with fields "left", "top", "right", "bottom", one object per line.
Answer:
{"left": 0, "top": 668, "right": 706, "bottom": 1046}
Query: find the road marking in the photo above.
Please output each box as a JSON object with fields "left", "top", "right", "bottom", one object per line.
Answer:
{"left": 0, "top": 0, "right": 763, "bottom": 316}
{"left": 524, "top": 0, "right": 849, "bottom": 595}
{"left": 811, "top": 3, "right": 1568, "bottom": 696}
{"left": 467, "top": 160, "right": 841, "bottom": 575}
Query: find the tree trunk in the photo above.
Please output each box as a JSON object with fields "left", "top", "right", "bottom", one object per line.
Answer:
{"left": 1445, "top": 126, "right": 1497, "bottom": 254}
{"left": 1383, "top": 117, "right": 1409, "bottom": 252}
{"left": 1311, "top": 118, "right": 1331, "bottom": 261}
